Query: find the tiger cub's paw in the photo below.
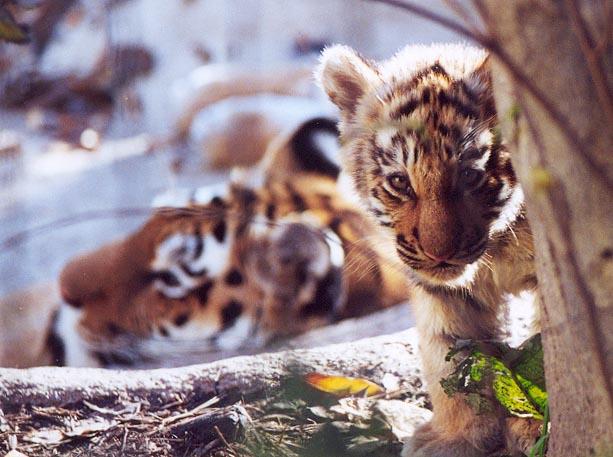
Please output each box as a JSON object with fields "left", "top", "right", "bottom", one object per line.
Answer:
{"left": 401, "top": 422, "right": 496, "bottom": 457}
{"left": 504, "top": 417, "right": 543, "bottom": 456}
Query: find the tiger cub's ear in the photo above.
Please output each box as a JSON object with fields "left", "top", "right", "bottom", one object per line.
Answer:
{"left": 316, "top": 45, "right": 380, "bottom": 118}
{"left": 465, "top": 55, "right": 493, "bottom": 100}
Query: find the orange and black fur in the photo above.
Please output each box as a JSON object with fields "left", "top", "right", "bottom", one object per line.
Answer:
{"left": 50, "top": 117, "right": 408, "bottom": 368}
{"left": 318, "top": 44, "right": 540, "bottom": 456}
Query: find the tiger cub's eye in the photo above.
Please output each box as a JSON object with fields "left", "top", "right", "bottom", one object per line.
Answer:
{"left": 461, "top": 168, "right": 483, "bottom": 187}
{"left": 387, "top": 173, "right": 412, "bottom": 195}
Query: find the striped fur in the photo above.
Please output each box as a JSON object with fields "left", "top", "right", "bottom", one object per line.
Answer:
{"left": 318, "top": 44, "right": 540, "bottom": 456}
{"left": 50, "top": 117, "right": 409, "bottom": 368}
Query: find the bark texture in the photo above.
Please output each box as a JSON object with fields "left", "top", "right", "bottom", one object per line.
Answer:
{"left": 481, "top": 1, "right": 613, "bottom": 455}
{"left": 0, "top": 329, "right": 422, "bottom": 411}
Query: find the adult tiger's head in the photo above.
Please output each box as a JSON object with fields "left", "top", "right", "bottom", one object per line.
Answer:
{"left": 317, "top": 44, "right": 523, "bottom": 287}
{"left": 51, "top": 117, "right": 408, "bottom": 368}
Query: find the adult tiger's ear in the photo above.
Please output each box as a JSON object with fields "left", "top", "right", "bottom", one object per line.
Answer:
{"left": 58, "top": 242, "right": 121, "bottom": 308}
{"left": 316, "top": 45, "right": 380, "bottom": 119}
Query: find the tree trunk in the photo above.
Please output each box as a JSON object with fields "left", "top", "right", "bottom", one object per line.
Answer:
{"left": 480, "top": 1, "right": 613, "bottom": 455}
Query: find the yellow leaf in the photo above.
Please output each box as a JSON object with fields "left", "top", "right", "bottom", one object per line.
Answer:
{"left": 305, "top": 373, "right": 383, "bottom": 397}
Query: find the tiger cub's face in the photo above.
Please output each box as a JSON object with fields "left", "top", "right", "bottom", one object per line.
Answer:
{"left": 318, "top": 44, "right": 522, "bottom": 287}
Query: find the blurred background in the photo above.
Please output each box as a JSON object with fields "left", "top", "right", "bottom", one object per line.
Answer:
{"left": 0, "top": 0, "right": 467, "bottom": 300}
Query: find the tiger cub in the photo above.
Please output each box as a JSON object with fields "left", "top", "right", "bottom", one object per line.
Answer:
{"left": 317, "top": 44, "right": 540, "bottom": 456}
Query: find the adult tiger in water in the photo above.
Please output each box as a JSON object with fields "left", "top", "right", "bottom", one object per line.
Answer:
{"left": 317, "top": 44, "right": 540, "bottom": 456}
{"left": 49, "top": 117, "right": 409, "bottom": 369}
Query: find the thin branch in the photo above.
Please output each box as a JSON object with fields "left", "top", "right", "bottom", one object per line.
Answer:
{"left": 365, "top": 0, "right": 613, "bottom": 189}
{"left": 366, "top": 0, "right": 483, "bottom": 42}
{"left": 442, "top": 0, "right": 484, "bottom": 35}
{"left": 0, "top": 202, "right": 412, "bottom": 282}
{"left": 481, "top": 44, "right": 613, "bottom": 188}
{"left": 0, "top": 208, "right": 153, "bottom": 251}
{"left": 564, "top": 0, "right": 613, "bottom": 127}
{"left": 0, "top": 206, "right": 225, "bottom": 252}
{"left": 469, "top": 0, "right": 491, "bottom": 28}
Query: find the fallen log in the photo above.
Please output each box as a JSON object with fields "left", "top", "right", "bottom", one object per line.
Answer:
{"left": 0, "top": 297, "right": 532, "bottom": 456}
{"left": 0, "top": 329, "right": 427, "bottom": 456}
{"left": 0, "top": 328, "right": 423, "bottom": 411}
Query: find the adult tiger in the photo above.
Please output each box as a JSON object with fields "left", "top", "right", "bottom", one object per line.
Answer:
{"left": 50, "top": 117, "right": 409, "bottom": 368}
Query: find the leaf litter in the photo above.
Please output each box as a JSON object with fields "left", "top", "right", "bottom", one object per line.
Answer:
{"left": 0, "top": 371, "right": 430, "bottom": 457}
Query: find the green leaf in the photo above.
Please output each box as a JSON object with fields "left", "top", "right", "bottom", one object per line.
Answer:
{"left": 440, "top": 355, "right": 490, "bottom": 398}
{"left": 515, "top": 374, "right": 548, "bottom": 413}
{"left": 464, "top": 392, "right": 495, "bottom": 415}
{"left": 469, "top": 353, "right": 488, "bottom": 382}
{"left": 506, "top": 334, "right": 546, "bottom": 390}
{"left": 441, "top": 334, "right": 547, "bottom": 420}
{"left": 529, "top": 403, "right": 549, "bottom": 457}
{"left": 491, "top": 368, "right": 543, "bottom": 420}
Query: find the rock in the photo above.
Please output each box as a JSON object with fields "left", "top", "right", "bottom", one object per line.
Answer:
{"left": 375, "top": 399, "right": 432, "bottom": 440}
{"left": 5, "top": 450, "right": 29, "bottom": 457}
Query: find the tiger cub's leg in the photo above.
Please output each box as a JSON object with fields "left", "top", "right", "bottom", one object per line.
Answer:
{"left": 504, "top": 417, "right": 543, "bottom": 456}
{"left": 402, "top": 286, "right": 507, "bottom": 457}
